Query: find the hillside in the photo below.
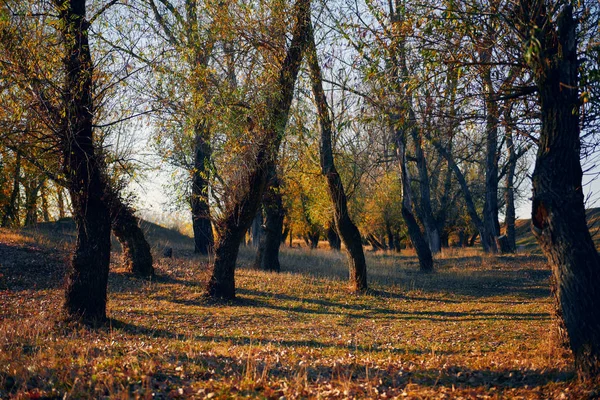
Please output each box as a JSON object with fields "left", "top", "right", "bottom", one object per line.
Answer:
{"left": 514, "top": 208, "right": 600, "bottom": 252}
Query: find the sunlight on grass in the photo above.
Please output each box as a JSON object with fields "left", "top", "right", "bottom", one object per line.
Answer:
{"left": 1, "top": 230, "right": 595, "bottom": 399}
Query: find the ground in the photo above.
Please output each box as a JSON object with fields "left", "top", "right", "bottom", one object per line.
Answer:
{"left": 0, "top": 222, "right": 598, "bottom": 399}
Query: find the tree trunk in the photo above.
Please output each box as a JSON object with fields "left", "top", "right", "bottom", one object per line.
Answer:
{"left": 24, "top": 178, "right": 42, "bottom": 226}
{"left": 307, "top": 21, "right": 368, "bottom": 292}
{"left": 504, "top": 105, "right": 517, "bottom": 252}
{"left": 108, "top": 191, "right": 154, "bottom": 278}
{"left": 409, "top": 115, "right": 440, "bottom": 254}
{"left": 206, "top": 0, "right": 311, "bottom": 299}
{"left": 1, "top": 150, "right": 20, "bottom": 228}
{"left": 394, "top": 121, "right": 433, "bottom": 272}
{"left": 480, "top": 50, "right": 501, "bottom": 254}
{"left": 59, "top": 0, "right": 112, "bottom": 325}
{"left": 191, "top": 125, "right": 214, "bottom": 255}
{"left": 431, "top": 140, "right": 496, "bottom": 252}
{"left": 367, "top": 233, "right": 385, "bottom": 251}
{"left": 526, "top": 4, "right": 600, "bottom": 379}
{"left": 327, "top": 222, "right": 341, "bottom": 251}
{"left": 40, "top": 181, "right": 51, "bottom": 223}
{"left": 386, "top": 222, "right": 395, "bottom": 251}
{"left": 250, "top": 211, "right": 263, "bottom": 248}
{"left": 57, "top": 186, "right": 66, "bottom": 219}
{"left": 254, "top": 173, "right": 285, "bottom": 272}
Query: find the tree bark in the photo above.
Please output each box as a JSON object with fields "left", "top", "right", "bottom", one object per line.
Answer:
{"left": 327, "top": 221, "right": 341, "bottom": 251}
{"left": 254, "top": 173, "right": 285, "bottom": 272}
{"left": 59, "top": 0, "right": 112, "bottom": 325}
{"left": 525, "top": 3, "right": 600, "bottom": 379}
{"left": 307, "top": 20, "right": 368, "bottom": 292}
{"left": 206, "top": 0, "right": 311, "bottom": 299}
{"left": 108, "top": 191, "right": 154, "bottom": 278}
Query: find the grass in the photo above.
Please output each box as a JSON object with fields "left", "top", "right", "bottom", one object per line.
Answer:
{"left": 0, "top": 223, "right": 598, "bottom": 399}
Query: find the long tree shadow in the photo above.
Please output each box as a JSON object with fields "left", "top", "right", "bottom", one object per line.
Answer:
{"left": 234, "top": 289, "right": 550, "bottom": 322}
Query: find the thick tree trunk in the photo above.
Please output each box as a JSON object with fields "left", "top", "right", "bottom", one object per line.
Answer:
{"left": 1, "top": 151, "right": 20, "bottom": 227}
{"left": 254, "top": 174, "right": 285, "bottom": 272}
{"left": 526, "top": 4, "right": 600, "bottom": 379}
{"left": 307, "top": 21, "right": 368, "bottom": 292}
{"left": 59, "top": 0, "right": 112, "bottom": 325}
{"left": 206, "top": 0, "right": 310, "bottom": 299}
{"left": 191, "top": 125, "right": 214, "bottom": 255}
{"left": 108, "top": 191, "right": 154, "bottom": 278}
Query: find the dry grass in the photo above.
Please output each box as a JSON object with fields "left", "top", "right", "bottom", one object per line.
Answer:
{"left": 0, "top": 226, "right": 598, "bottom": 399}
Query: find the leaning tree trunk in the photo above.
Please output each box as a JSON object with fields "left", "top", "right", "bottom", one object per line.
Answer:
{"left": 430, "top": 139, "right": 496, "bottom": 253}
{"left": 409, "top": 115, "right": 441, "bottom": 254}
{"left": 526, "top": 4, "right": 600, "bottom": 379}
{"left": 206, "top": 0, "right": 311, "bottom": 299}
{"left": 394, "top": 121, "right": 433, "bottom": 272}
{"left": 108, "top": 190, "right": 154, "bottom": 278}
{"left": 254, "top": 172, "right": 285, "bottom": 272}
{"left": 59, "top": 0, "right": 112, "bottom": 325}
{"left": 307, "top": 21, "right": 367, "bottom": 292}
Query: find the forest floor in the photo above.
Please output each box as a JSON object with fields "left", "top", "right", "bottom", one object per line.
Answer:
{"left": 0, "top": 222, "right": 599, "bottom": 399}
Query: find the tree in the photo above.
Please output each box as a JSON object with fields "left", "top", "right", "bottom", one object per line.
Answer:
{"left": 517, "top": 1, "right": 600, "bottom": 379}
{"left": 55, "top": 0, "right": 113, "bottom": 323}
{"left": 307, "top": 15, "right": 368, "bottom": 292}
{"left": 206, "top": 0, "right": 311, "bottom": 299}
